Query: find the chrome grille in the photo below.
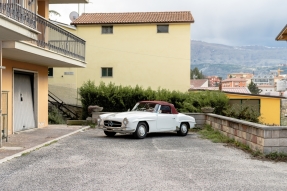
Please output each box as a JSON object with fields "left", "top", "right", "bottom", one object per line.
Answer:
{"left": 104, "top": 120, "right": 122, "bottom": 127}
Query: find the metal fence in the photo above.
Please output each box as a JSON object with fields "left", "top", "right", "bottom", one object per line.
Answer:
{"left": 2, "top": 91, "right": 8, "bottom": 142}
{"left": 0, "top": 1, "right": 37, "bottom": 29}
{"left": 34, "top": 15, "right": 86, "bottom": 61}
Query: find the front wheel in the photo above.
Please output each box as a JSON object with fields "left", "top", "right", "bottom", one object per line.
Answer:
{"left": 104, "top": 131, "right": 116, "bottom": 137}
{"left": 133, "top": 122, "right": 147, "bottom": 139}
{"left": 177, "top": 123, "right": 189, "bottom": 136}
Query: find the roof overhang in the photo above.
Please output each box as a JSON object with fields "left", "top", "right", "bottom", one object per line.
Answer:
{"left": 276, "top": 24, "right": 287, "bottom": 41}
{"left": 2, "top": 41, "right": 86, "bottom": 68}
{"left": 49, "top": 0, "right": 89, "bottom": 4}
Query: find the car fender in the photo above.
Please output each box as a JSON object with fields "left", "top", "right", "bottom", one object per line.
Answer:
{"left": 175, "top": 113, "right": 196, "bottom": 128}
{"left": 129, "top": 117, "right": 157, "bottom": 132}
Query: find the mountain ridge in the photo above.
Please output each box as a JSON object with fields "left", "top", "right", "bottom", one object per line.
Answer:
{"left": 191, "top": 40, "right": 287, "bottom": 79}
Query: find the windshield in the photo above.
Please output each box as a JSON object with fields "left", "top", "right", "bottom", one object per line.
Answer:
{"left": 132, "top": 102, "right": 159, "bottom": 113}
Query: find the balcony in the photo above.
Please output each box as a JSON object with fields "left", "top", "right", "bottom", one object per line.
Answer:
{"left": 3, "top": 17, "right": 86, "bottom": 67}
{"left": 2, "top": 5, "right": 86, "bottom": 67}
{"left": 0, "top": 1, "right": 38, "bottom": 40}
{"left": 31, "top": 15, "right": 86, "bottom": 62}
{"left": 49, "top": 0, "right": 89, "bottom": 4}
{"left": 1, "top": 1, "right": 86, "bottom": 67}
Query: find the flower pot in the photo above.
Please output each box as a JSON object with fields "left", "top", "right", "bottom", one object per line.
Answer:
{"left": 201, "top": 107, "right": 214, "bottom": 113}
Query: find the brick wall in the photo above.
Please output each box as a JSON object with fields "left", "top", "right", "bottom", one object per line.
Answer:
{"left": 206, "top": 114, "right": 287, "bottom": 154}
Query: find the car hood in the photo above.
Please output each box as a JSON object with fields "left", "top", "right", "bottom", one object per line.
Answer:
{"left": 101, "top": 111, "right": 155, "bottom": 121}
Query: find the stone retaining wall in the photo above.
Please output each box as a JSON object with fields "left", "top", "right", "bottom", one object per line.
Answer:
{"left": 206, "top": 113, "right": 287, "bottom": 154}
{"left": 184, "top": 113, "right": 205, "bottom": 128}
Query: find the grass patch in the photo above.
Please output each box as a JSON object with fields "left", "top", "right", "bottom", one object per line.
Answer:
{"left": 21, "top": 152, "right": 30, "bottom": 156}
{"left": 21, "top": 141, "right": 58, "bottom": 157}
{"left": 265, "top": 152, "right": 287, "bottom": 162}
{"left": 44, "top": 140, "right": 58, "bottom": 147}
{"left": 198, "top": 125, "right": 287, "bottom": 162}
{"left": 189, "top": 128, "right": 201, "bottom": 132}
{"left": 88, "top": 122, "right": 96, "bottom": 128}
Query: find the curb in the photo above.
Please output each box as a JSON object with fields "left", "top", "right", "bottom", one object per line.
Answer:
{"left": 0, "top": 126, "right": 90, "bottom": 164}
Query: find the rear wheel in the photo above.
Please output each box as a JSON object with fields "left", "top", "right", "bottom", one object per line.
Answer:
{"left": 104, "top": 131, "right": 116, "bottom": 137}
{"left": 133, "top": 122, "right": 147, "bottom": 139}
{"left": 177, "top": 123, "right": 189, "bottom": 136}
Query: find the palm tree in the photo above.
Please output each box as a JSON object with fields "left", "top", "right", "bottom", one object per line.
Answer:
{"left": 49, "top": 10, "right": 61, "bottom": 17}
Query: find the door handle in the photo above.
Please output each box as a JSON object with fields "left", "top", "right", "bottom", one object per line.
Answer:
{"left": 20, "top": 93, "right": 23, "bottom": 102}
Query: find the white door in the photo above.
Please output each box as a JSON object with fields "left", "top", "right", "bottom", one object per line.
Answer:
{"left": 14, "top": 73, "right": 36, "bottom": 132}
{"left": 156, "top": 105, "right": 176, "bottom": 131}
{"left": 156, "top": 114, "right": 176, "bottom": 131}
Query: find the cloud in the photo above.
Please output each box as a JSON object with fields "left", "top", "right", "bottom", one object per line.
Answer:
{"left": 50, "top": 0, "right": 287, "bottom": 47}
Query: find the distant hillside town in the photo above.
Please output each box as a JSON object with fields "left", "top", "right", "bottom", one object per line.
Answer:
{"left": 191, "top": 40, "right": 287, "bottom": 79}
{"left": 190, "top": 68, "right": 287, "bottom": 96}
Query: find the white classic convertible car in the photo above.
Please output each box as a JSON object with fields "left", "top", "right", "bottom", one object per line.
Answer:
{"left": 97, "top": 101, "right": 196, "bottom": 139}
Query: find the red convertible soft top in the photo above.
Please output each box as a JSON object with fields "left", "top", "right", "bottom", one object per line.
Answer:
{"left": 139, "top": 101, "right": 179, "bottom": 114}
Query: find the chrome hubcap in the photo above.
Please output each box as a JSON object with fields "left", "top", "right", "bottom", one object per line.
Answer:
{"left": 181, "top": 124, "right": 187, "bottom": 133}
{"left": 138, "top": 125, "right": 146, "bottom": 136}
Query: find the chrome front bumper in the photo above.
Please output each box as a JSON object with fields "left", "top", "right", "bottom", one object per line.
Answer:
{"left": 99, "top": 125, "right": 136, "bottom": 133}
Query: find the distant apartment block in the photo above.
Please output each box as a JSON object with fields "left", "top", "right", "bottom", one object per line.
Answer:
{"left": 227, "top": 73, "right": 253, "bottom": 85}
{"left": 207, "top": 76, "right": 221, "bottom": 87}
{"left": 252, "top": 74, "right": 274, "bottom": 86}
{"left": 221, "top": 78, "right": 247, "bottom": 87}
{"left": 258, "top": 85, "right": 275, "bottom": 93}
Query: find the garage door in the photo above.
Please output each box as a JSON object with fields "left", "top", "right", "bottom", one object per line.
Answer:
{"left": 14, "top": 73, "right": 35, "bottom": 132}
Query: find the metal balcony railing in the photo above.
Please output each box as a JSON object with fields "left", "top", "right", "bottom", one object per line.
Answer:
{"left": 0, "top": 1, "right": 36, "bottom": 29}
{"left": 1, "top": 1, "right": 86, "bottom": 62}
{"left": 32, "top": 15, "right": 86, "bottom": 62}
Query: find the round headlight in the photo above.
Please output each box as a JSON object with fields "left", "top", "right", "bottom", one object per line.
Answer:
{"left": 123, "top": 118, "right": 129, "bottom": 125}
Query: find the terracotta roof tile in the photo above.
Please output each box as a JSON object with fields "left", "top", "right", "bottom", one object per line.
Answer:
{"left": 71, "top": 11, "right": 194, "bottom": 25}
{"left": 189, "top": 87, "right": 251, "bottom": 94}
{"left": 190, "top": 79, "right": 208, "bottom": 87}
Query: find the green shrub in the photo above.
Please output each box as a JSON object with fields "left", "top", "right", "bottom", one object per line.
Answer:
{"left": 79, "top": 81, "right": 260, "bottom": 123}
{"left": 224, "top": 104, "right": 260, "bottom": 123}
{"left": 78, "top": 81, "right": 229, "bottom": 119}
{"left": 48, "top": 105, "right": 66, "bottom": 124}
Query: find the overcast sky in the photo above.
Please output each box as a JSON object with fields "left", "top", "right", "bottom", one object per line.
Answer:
{"left": 50, "top": 0, "right": 287, "bottom": 47}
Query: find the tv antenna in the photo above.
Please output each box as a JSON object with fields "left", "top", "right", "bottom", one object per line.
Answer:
{"left": 69, "top": 11, "right": 79, "bottom": 22}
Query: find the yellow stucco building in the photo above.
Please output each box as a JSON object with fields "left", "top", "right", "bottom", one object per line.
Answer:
{"left": 49, "top": 11, "right": 194, "bottom": 105}
{"left": 0, "top": 0, "right": 87, "bottom": 140}
{"left": 226, "top": 92, "right": 283, "bottom": 125}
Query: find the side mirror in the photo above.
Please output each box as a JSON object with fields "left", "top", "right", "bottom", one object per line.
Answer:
{"left": 127, "top": 108, "right": 130, "bottom": 112}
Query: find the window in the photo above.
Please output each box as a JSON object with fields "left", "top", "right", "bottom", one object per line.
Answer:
{"left": 229, "top": 99, "right": 260, "bottom": 113}
{"left": 160, "top": 105, "right": 171, "bottom": 114}
{"left": 101, "top": 68, "right": 113, "bottom": 77}
{"left": 102, "top": 26, "right": 113, "bottom": 34}
{"left": 48, "top": 68, "right": 53, "bottom": 77}
{"left": 157, "top": 25, "right": 169, "bottom": 33}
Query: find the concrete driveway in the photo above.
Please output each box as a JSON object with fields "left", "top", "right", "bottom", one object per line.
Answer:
{"left": 0, "top": 128, "right": 287, "bottom": 191}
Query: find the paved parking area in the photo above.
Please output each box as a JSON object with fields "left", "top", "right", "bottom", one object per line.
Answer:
{"left": 0, "top": 128, "right": 287, "bottom": 190}
{"left": 0, "top": 125, "right": 89, "bottom": 162}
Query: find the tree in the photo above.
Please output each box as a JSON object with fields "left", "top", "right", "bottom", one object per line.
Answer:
{"left": 248, "top": 81, "right": 262, "bottom": 94}
{"left": 49, "top": 10, "right": 61, "bottom": 18}
{"left": 190, "top": 67, "right": 205, "bottom": 79}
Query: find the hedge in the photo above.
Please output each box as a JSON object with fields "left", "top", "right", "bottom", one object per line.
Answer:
{"left": 78, "top": 81, "right": 230, "bottom": 119}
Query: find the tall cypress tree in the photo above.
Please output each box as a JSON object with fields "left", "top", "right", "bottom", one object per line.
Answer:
{"left": 248, "top": 81, "right": 262, "bottom": 94}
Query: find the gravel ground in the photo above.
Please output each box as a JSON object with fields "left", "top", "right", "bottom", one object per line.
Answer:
{"left": 0, "top": 128, "right": 287, "bottom": 191}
